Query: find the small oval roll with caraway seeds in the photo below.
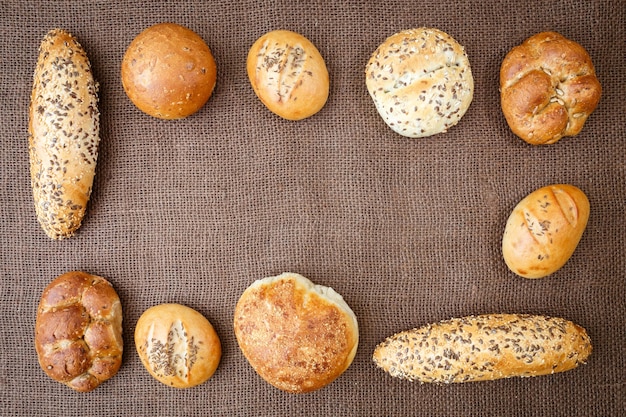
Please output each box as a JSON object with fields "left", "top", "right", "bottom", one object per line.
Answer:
{"left": 29, "top": 29, "right": 100, "bottom": 239}
{"left": 135, "top": 303, "right": 221, "bottom": 388}
{"left": 373, "top": 314, "right": 591, "bottom": 383}
{"left": 502, "top": 184, "right": 590, "bottom": 279}
{"left": 247, "top": 30, "right": 329, "bottom": 120}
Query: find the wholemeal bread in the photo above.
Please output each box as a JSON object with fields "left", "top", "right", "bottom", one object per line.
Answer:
{"left": 121, "top": 22, "right": 217, "bottom": 119}
{"left": 247, "top": 30, "right": 329, "bottom": 120}
{"left": 135, "top": 303, "right": 221, "bottom": 388}
{"left": 35, "top": 271, "right": 123, "bottom": 392}
{"left": 29, "top": 29, "right": 100, "bottom": 239}
{"left": 500, "top": 31, "right": 601, "bottom": 145}
{"left": 365, "top": 28, "right": 474, "bottom": 138}
{"left": 502, "top": 184, "right": 590, "bottom": 278}
{"left": 234, "top": 272, "right": 359, "bottom": 393}
{"left": 373, "top": 314, "right": 592, "bottom": 383}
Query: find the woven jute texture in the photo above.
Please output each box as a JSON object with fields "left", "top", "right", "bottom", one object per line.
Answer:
{"left": 1, "top": 0, "right": 624, "bottom": 416}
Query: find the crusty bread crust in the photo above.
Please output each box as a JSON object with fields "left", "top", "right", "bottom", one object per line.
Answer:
{"left": 373, "top": 314, "right": 592, "bottom": 383}
{"left": 502, "top": 184, "right": 590, "bottom": 278}
{"left": 234, "top": 273, "right": 359, "bottom": 393}
{"left": 500, "top": 31, "right": 601, "bottom": 145}
{"left": 365, "top": 28, "right": 474, "bottom": 138}
{"left": 29, "top": 29, "right": 100, "bottom": 239}
{"left": 35, "top": 271, "right": 123, "bottom": 392}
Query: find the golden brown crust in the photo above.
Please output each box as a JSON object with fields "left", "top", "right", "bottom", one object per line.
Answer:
{"left": 365, "top": 28, "right": 474, "bottom": 138}
{"left": 134, "top": 304, "right": 221, "bottom": 388}
{"left": 502, "top": 184, "right": 590, "bottom": 278}
{"left": 34, "top": 271, "right": 123, "bottom": 392}
{"left": 373, "top": 314, "right": 592, "bottom": 383}
{"left": 121, "top": 22, "right": 217, "bottom": 119}
{"left": 500, "top": 32, "right": 601, "bottom": 145}
{"left": 234, "top": 273, "right": 359, "bottom": 393}
{"left": 29, "top": 29, "right": 100, "bottom": 239}
{"left": 247, "top": 30, "right": 329, "bottom": 120}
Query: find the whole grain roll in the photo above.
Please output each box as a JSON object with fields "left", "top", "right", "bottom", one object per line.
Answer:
{"left": 373, "top": 314, "right": 592, "bottom": 383}
{"left": 234, "top": 272, "right": 359, "bottom": 393}
{"left": 34, "top": 271, "right": 123, "bottom": 392}
{"left": 29, "top": 29, "right": 100, "bottom": 239}
{"left": 365, "top": 28, "right": 474, "bottom": 138}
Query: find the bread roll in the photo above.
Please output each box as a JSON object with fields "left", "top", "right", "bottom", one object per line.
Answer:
{"left": 135, "top": 303, "right": 221, "bottom": 388}
{"left": 234, "top": 272, "right": 359, "bottom": 393}
{"left": 247, "top": 30, "right": 329, "bottom": 120}
{"left": 365, "top": 28, "right": 474, "bottom": 138}
{"left": 121, "top": 22, "right": 217, "bottom": 119}
{"left": 500, "top": 31, "right": 601, "bottom": 145}
{"left": 502, "top": 184, "right": 590, "bottom": 279}
{"left": 29, "top": 29, "right": 100, "bottom": 239}
{"left": 373, "top": 314, "right": 592, "bottom": 383}
{"left": 35, "top": 271, "right": 123, "bottom": 392}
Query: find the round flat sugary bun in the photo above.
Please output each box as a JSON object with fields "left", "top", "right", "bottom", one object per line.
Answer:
{"left": 234, "top": 272, "right": 359, "bottom": 393}
{"left": 365, "top": 28, "right": 474, "bottom": 138}
{"left": 135, "top": 303, "right": 221, "bottom": 388}
{"left": 121, "top": 22, "right": 217, "bottom": 119}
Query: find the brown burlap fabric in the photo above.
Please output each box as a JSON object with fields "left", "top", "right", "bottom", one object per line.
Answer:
{"left": 1, "top": 1, "right": 624, "bottom": 416}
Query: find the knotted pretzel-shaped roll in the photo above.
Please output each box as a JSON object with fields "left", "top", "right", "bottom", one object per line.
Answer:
{"left": 500, "top": 32, "right": 601, "bottom": 145}
{"left": 35, "top": 271, "right": 123, "bottom": 392}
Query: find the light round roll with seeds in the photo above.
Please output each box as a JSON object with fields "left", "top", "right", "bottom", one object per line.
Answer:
{"left": 234, "top": 272, "right": 359, "bottom": 393}
{"left": 29, "top": 29, "right": 100, "bottom": 239}
{"left": 365, "top": 28, "right": 474, "bottom": 138}
{"left": 135, "top": 303, "right": 221, "bottom": 388}
{"left": 373, "top": 314, "right": 592, "bottom": 383}
{"left": 247, "top": 30, "right": 329, "bottom": 120}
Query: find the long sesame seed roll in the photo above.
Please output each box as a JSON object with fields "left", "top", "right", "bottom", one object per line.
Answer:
{"left": 373, "top": 314, "right": 592, "bottom": 383}
{"left": 29, "top": 28, "right": 100, "bottom": 239}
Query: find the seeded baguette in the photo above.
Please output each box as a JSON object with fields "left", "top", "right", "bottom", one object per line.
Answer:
{"left": 29, "top": 29, "right": 100, "bottom": 239}
{"left": 373, "top": 314, "right": 591, "bottom": 383}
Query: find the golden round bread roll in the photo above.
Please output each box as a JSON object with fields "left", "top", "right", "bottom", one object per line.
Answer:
{"left": 365, "top": 28, "right": 474, "bottom": 138}
{"left": 247, "top": 30, "right": 329, "bottom": 120}
{"left": 35, "top": 271, "right": 123, "bottom": 392}
{"left": 121, "top": 22, "right": 217, "bottom": 119}
{"left": 374, "top": 314, "right": 592, "bottom": 383}
{"left": 135, "top": 303, "right": 221, "bottom": 388}
{"left": 502, "top": 184, "right": 590, "bottom": 278}
{"left": 234, "top": 272, "right": 359, "bottom": 393}
{"left": 500, "top": 32, "right": 601, "bottom": 145}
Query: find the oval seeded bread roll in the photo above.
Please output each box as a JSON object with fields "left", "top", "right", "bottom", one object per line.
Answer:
{"left": 234, "top": 272, "right": 359, "bottom": 393}
{"left": 121, "top": 22, "right": 217, "bottom": 119}
{"left": 35, "top": 271, "right": 123, "bottom": 392}
{"left": 247, "top": 30, "right": 329, "bottom": 120}
{"left": 365, "top": 28, "right": 474, "bottom": 138}
{"left": 373, "top": 314, "right": 592, "bottom": 383}
{"left": 29, "top": 29, "right": 100, "bottom": 239}
{"left": 502, "top": 184, "right": 590, "bottom": 279}
{"left": 500, "top": 31, "right": 601, "bottom": 145}
{"left": 135, "top": 303, "right": 221, "bottom": 388}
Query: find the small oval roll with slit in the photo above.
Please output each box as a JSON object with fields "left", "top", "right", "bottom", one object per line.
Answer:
{"left": 373, "top": 314, "right": 592, "bottom": 383}
{"left": 502, "top": 184, "right": 590, "bottom": 279}
{"left": 29, "top": 29, "right": 100, "bottom": 239}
